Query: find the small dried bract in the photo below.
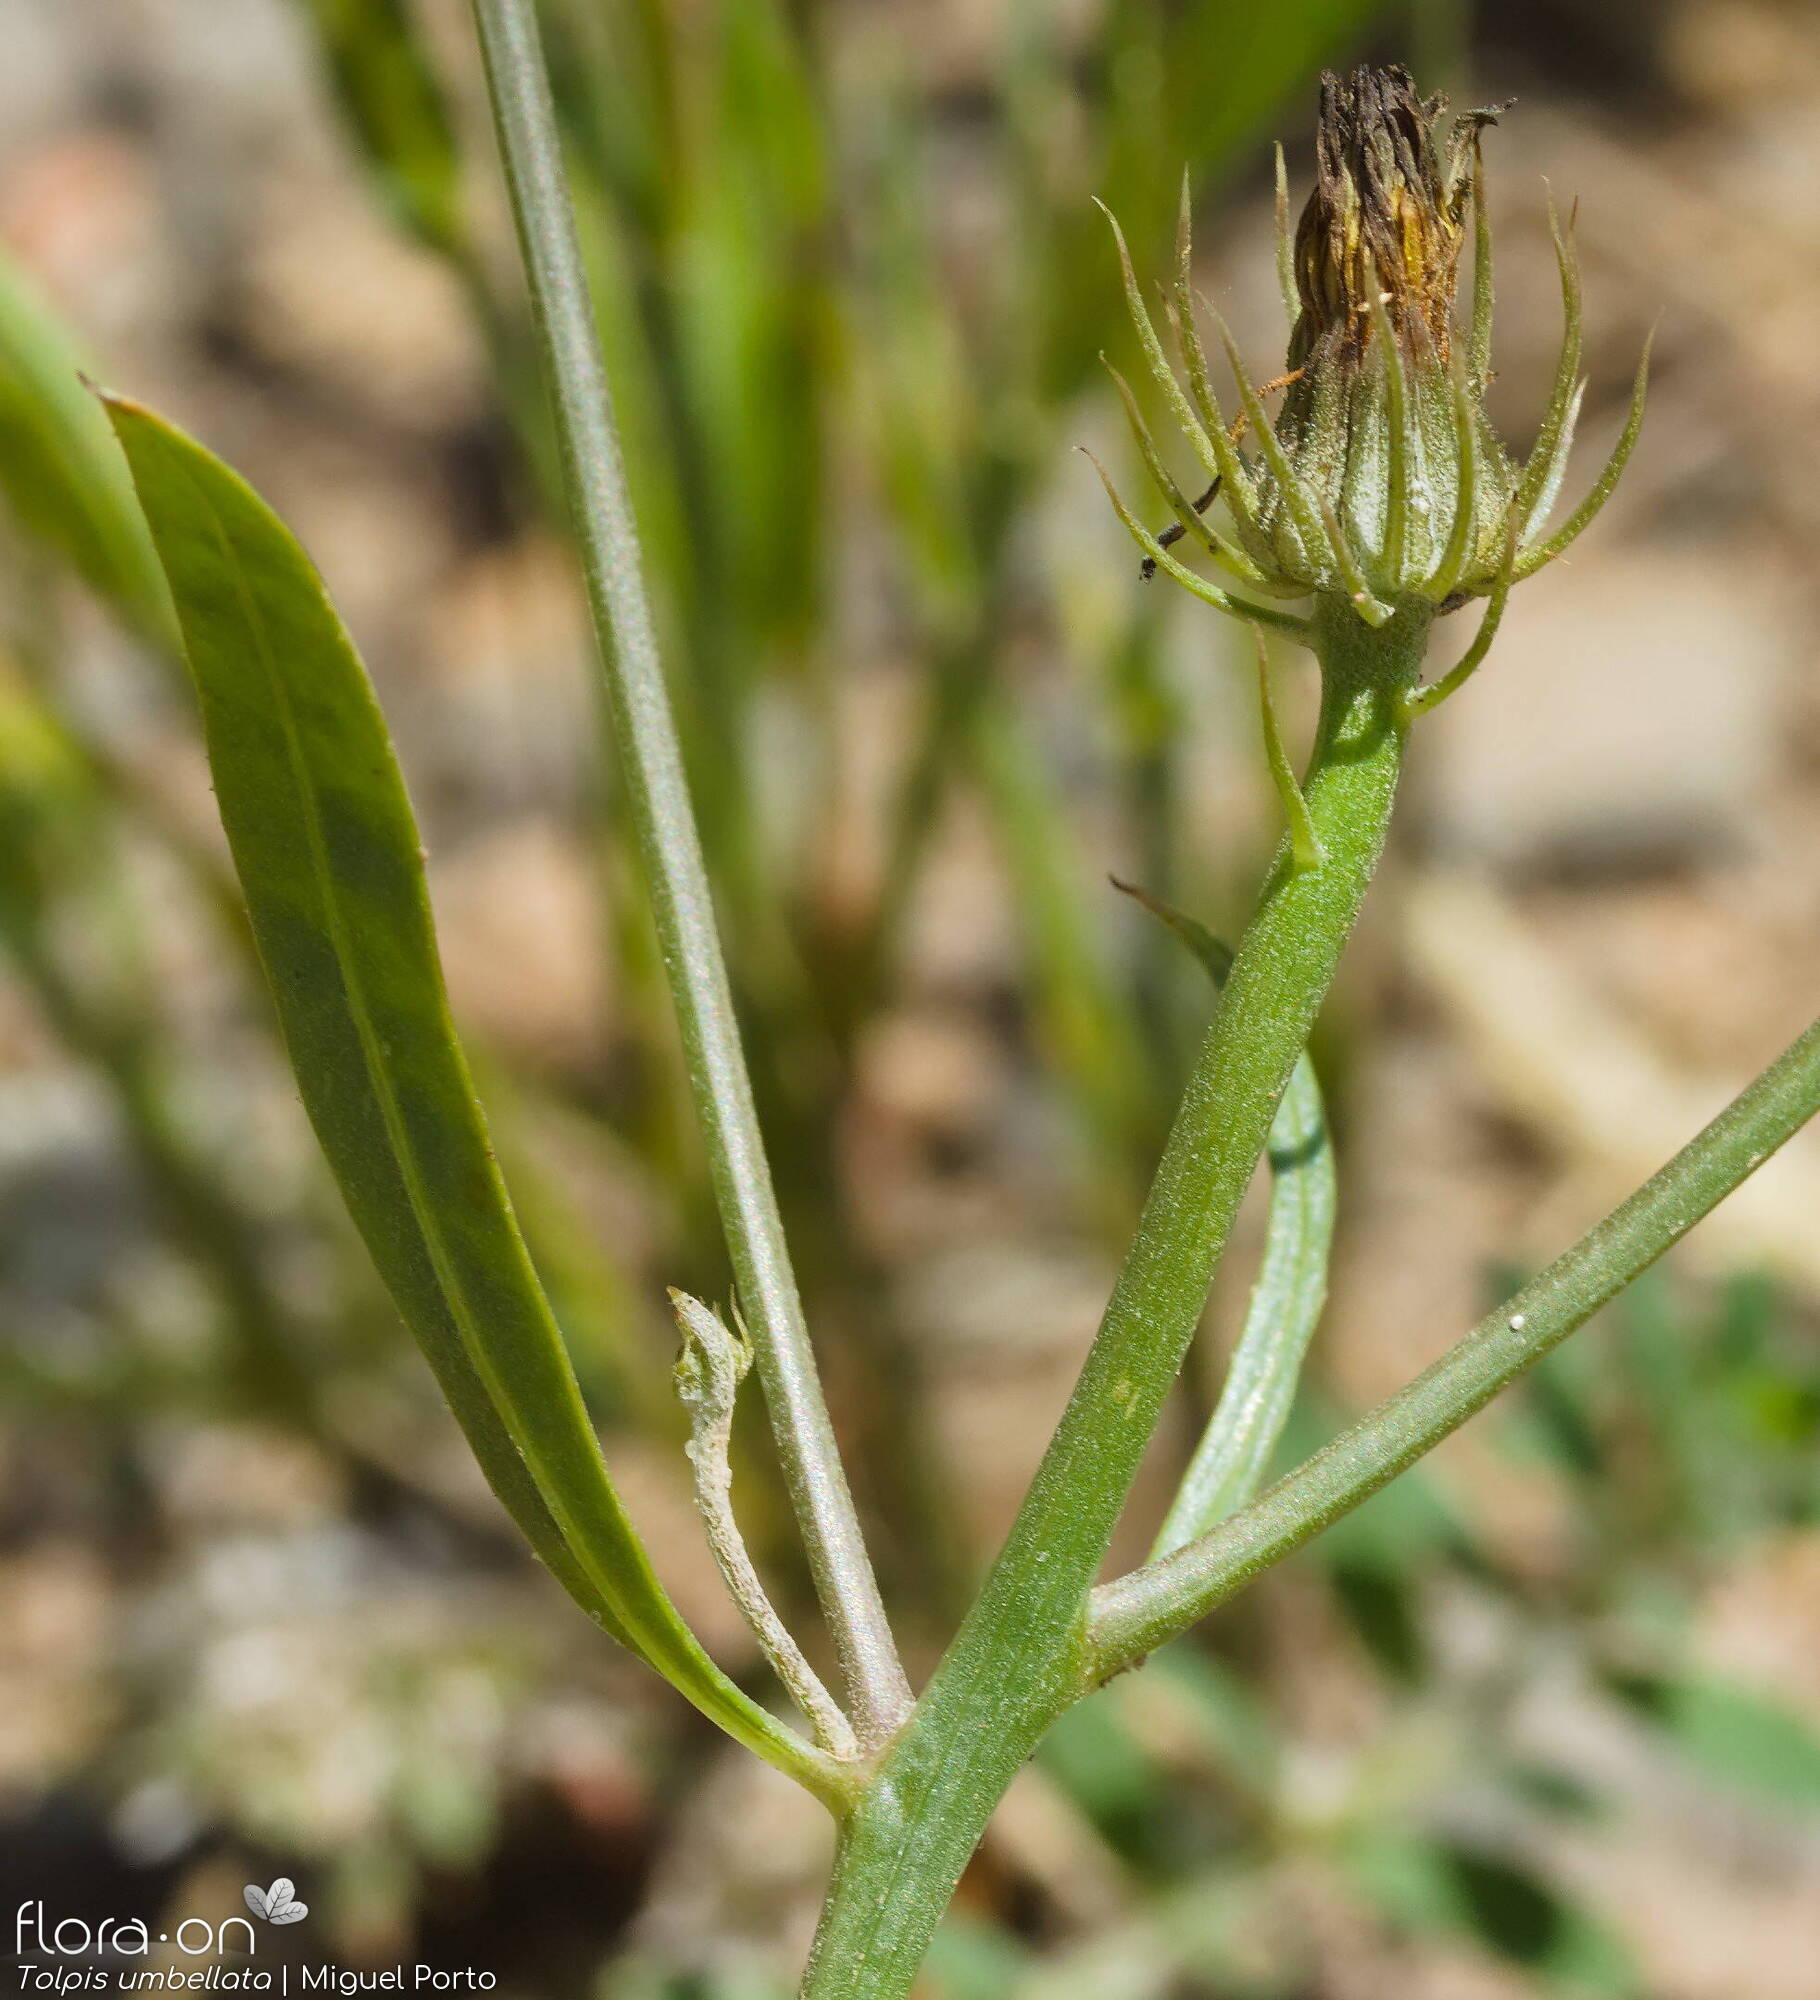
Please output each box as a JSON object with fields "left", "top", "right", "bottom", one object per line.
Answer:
{"left": 1089, "top": 64, "right": 1651, "bottom": 708}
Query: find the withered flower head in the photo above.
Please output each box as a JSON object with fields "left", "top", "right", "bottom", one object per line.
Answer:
{"left": 1292, "top": 65, "right": 1488, "bottom": 371}
{"left": 1089, "top": 63, "right": 1653, "bottom": 706}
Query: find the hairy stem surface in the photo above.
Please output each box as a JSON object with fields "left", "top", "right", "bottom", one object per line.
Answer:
{"left": 798, "top": 599, "right": 1429, "bottom": 1997}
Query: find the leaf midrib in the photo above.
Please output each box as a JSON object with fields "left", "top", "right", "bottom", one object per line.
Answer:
{"left": 176, "top": 449, "right": 644, "bottom": 1635}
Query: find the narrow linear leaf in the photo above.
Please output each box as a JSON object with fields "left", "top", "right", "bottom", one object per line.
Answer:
{"left": 102, "top": 395, "right": 839, "bottom": 1795}
{"left": 1117, "top": 885, "right": 1336, "bottom": 1556}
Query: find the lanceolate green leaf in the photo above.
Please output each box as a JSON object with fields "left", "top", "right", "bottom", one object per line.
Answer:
{"left": 102, "top": 394, "right": 845, "bottom": 1804}
{"left": 0, "top": 250, "right": 174, "bottom": 647}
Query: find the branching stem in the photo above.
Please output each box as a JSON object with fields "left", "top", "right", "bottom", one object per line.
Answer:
{"left": 458, "top": 29, "right": 1820, "bottom": 1996}
{"left": 797, "top": 598, "right": 1428, "bottom": 1998}
{"left": 1088, "top": 1004, "right": 1820, "bottom": 1673}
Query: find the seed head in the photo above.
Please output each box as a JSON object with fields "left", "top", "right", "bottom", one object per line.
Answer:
{"left": 1088, "top": 64, "right": 1653, "bottom": 708}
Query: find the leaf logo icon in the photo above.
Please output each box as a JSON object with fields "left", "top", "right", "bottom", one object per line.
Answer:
{"left": 243, "top": 1879, "right": 309, "bottom": 1925}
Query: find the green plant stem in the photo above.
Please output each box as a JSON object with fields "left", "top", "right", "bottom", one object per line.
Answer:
{"left": 468, "top": 0, "right": 910, "bottom": 1747}
{"left": 797, "top": 598, "right": 1427, "bottom": 1998}
{"left": 1151, "top": 996, "right": 1335, "bottom": 1556}
{"left": 1089, "top": 1002, "right": 1820, "bottom": 1674}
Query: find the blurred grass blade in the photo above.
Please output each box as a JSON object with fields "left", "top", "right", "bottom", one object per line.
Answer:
{"left": 1044, "top": 0, "right": 1385, "bottom": 397}
{"left": 292, "top": 0, "right": 467, "bottom": 257}
{"left": 1343, "top": 1830, "right": 1634, "bottom": 1992}
{"left": 102, "top": 393, "right": 844, "bottom": 1799}
{"left": 974, "top": 697, "right": 1153, "bottom": 1174}
{"left": 1610, "top": 1671, "right": 1820, "bottom": 1809}
{"left": 1163, "top": 0, "right": 1388, "bottom": 172}
{"left": 0, "top": 248, "right": 175, "bottom": 647}
{"left": 1119, "top": 885, "right": 1335, "bottom": 1556}
{"left": 0, "top": 665, "right": 325, "bottom": 1428}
